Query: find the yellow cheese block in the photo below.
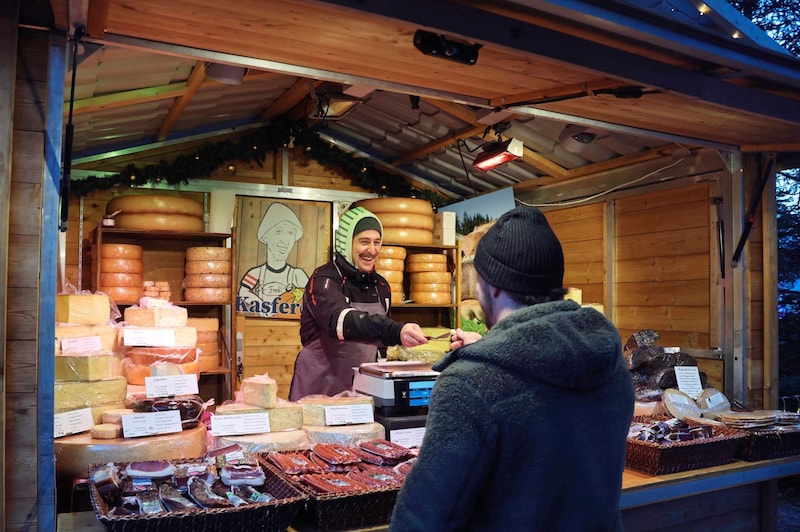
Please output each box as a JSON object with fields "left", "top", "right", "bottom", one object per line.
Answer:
{"left": 55, "top": 355, "right": 117, "bottom": 382}
{"left": 55, "top": 323, "right": 118, "bottom": 355}
{"left": 54, "top": 377, "right": 128, "bottom": 411}
{"left": 298, "top": 395, "right": 375, "bottom": 426}
{"left": 198, "top": 353, "right": 220, "bottom": 373}
{"left": 120, "top": 326, "right": 197, "bottom": 347}
{"left": 239, "top": 373, "right": 278, "bottom": 408}
{"left": 186, "top": 317, "right": 220, "bottom": 331}
{"left": 101, "top": 408, "right": 134, "bottom": 424}
{"left": 124, "top": 306, "right": 188, "bottom": 327}
{"left": 56, "top": 294, "right": 111, "bottom": 325}
{"left": 91, "top": 423, "right": 123, "bottom": 439}
{"left": 214, "top": 402, "right": 304, "bottom": 432}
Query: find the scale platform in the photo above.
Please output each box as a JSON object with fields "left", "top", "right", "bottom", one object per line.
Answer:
{"left": 353, "top": 361, "right": 439, "bottom": 417}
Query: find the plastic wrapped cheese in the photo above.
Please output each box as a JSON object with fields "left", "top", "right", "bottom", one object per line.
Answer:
{"left": 298, "top": 394, "right": 375, "bottom": 426}
{"left": 120, "top": 326, "right": 197, "bottom": 347}
{"left": 304, "top": 422, "right": 386, "bottom": 446}
{"left": 662, "top": 388, "right": 703, "bottom": 420}
{"left": 56, "top": 294, "right": 112, "bottom": 325}
{"left": 214, "top": 402, "right": 304, "bottom": 432}
{"left": 55, "top": 323, "right": 119, "bottom": 355}
{"left": 124, "top": 306, "right": 188, "bottom": 327}
{"left": 54, "top": 377, "right": 128, "bottom": 410}
{"left": 55, "top": 354, "right": 117, "bottom": 382}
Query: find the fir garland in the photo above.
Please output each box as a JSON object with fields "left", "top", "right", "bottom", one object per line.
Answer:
{"left": 70, "top": 116, "right": 447, "bottom": 207}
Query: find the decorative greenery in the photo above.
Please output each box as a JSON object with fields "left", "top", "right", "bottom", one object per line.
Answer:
{"left": 70, "top": 116, "right": 448, "bottom": 206}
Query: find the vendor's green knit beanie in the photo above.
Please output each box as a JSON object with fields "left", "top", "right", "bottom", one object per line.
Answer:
{"left": 335, "top": 206, "right": 383, "bottom": 266}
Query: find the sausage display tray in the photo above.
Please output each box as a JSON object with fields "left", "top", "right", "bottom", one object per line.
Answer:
{"left": 88, "top": 458, "right": 309, "bottom": 532}
{"left": 258, "top": 453, "right": 401, "bottom": 531}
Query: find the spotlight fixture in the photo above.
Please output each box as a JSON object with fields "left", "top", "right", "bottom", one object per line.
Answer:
{"left": 413, "top": 30, "right": 481, "bottom": 66}
{"left": 307, "top": 82, "right": 364, "bottom": 121}
{"left": 204, "top": 63, "right": 248, "bottom": 85}
{"left": 472, "top": 138, "right": 524, "bottom": 171}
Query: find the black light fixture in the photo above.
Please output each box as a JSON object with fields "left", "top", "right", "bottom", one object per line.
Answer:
{"left": 307, "top": 82, "right": 364, "bottom": 121}
{"left": 473, "top": 138, "right": 524, "bottom": 171}
{"left": 413, "top": 30, "right": 481, "bottom": 66}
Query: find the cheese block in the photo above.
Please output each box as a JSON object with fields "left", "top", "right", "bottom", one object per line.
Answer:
{"left": 405, "top": 261, "right": 448, "bottom": 273}
{"left": 100, "top": 243, "right": 143, "bottom": 260}
{"left": 124, "top": 306, "right": 188, "bottom": 327}
{"left": 55, "top": 354, "right": 117, "bottom": 382}
{"left": 121, "top": 326, "right": 198, "bottom": 347}
{"left": 187, "top": 317, "right": 220, "bottom": 331}
{"left": 184, "top": 273, "right": 231, "bottom": 288}
{"left": 107, "top": 194, "right": 205, "bottom": 217}
{"left": 304, "top": 422, "right": 385, "bottom": 446}
{"left": 378, "top": 246, "right": 407, "bottom": 260}
{"left": 184, "top": 287, "right": 231, "bottom": 303}
{"left": 196, "top": 342, "right": 219, "bottom": 356}
{"left": 409, "top": 271, "right": 452, "bottom": 284}
{"left": 54, "top": 377, "right": 128, "bottom": 411}
{"left": 409, "top": 291, "right": 451, "bottom": 305}
{"left": 185, "top": 260, "right": 231, "bottom": 275}
{"left": 91, "top": 423, "right": 122, "bottom": 439}
{"left": 56, "top": 294, "right": 112, "bottom": 325}
{"left": 213, "top": 430, "right": 310, "bottom": 454}
{"left": 101, "top": 286, "right": 144, "bottom": 305}
{"left": 388, "top": 283, "right": 404, "bottom": 295}
{"left": 100, "top": 258, "right": 144, "bottom": 274}
{"left": 101, "top": 408, "right": 134, "bottom": 424}
{"left": 56, "top": 323, "right": 118, "bottom": 355}
{"left": 298, "top": 395, "right": 375, "bottom": 426}
{"left": 239, "top": 373, "right": 278, "bottom": 408}
{"left": 99, "top": 273, "right": 143, "bottom": 288}
{"left": 114, "top": 212, "right": 204, "bottom": 232}
{"left": 186, "top": 247, "right": 231, "bottom": 261}
{"left": 54, "top": 402, "right": 128, "bottom": 426}
{"left": 214, "top": 402, "right": 304, "bottom": 432}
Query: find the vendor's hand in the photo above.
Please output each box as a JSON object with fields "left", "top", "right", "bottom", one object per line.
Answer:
{"left": 400, "top": 323, "right": 428, "bottom": 347}
{"left": 451, "top": 328, "right": 482, "bottom": 350}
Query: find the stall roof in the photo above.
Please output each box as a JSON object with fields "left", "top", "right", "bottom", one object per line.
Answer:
{"left": 26, "top": 0, "right": 800, "bottom": 199}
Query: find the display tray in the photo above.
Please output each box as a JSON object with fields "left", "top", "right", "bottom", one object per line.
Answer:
{"left": 626, "top": 418, "right": 746, "bottom": 475}
{"left": 735, "top": 425, "right": 800, "bottom": 462}
{"left": 88, "top": 458, "right": 309, "bottom": 532}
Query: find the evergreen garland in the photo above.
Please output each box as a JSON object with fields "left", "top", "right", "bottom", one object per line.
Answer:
{"left": 70, "top": 116, "right": 448, "bottom": 207}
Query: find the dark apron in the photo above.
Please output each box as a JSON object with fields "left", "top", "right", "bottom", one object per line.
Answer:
{"left": 289, "top": 300, "right": 384, "bottom": 400}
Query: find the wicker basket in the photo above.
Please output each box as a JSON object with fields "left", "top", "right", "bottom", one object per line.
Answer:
{"left": 88, "top": 458, "right": 309, "bottom": 532}
{"left": 735, "top": 426, "right": 800, "bottom": 461}
{"left": 626, "top": 420, "right": 746, "bottom": 475}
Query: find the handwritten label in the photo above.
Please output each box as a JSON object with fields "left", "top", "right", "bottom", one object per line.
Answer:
{"left": 54, "top": 408, "right": 95, "bottom": 438}
{"left": 123, "top": 328, "right": 177, "bottom": 347}
{"left": 388, "top": 426, "right": 425, "bottom": 448}
{"left": 145, "top": 374, "right": 199, "bottom": 398}
{"left": 210, "top": 413, "right": 271, "bottom": 436}
{"left": 121, "top": 410, "right": 183, "bottom": 438}
{"left": 324, "top": 404, "right": 375, "bottom": 425}
{"left": 60, "top": 336, "right": 103, "bottom": 355}
{"left": 674, "top": 365, "right": 703, "bottom": 400}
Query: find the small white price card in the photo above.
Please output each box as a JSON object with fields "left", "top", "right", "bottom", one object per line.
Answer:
{"left": 123, "top": 327, "right": 177, "bottom": 347}
{"left": 145, "top": 374, "right": 199, "bottom": 398}
{"left": 60, "top": 336, "right": 103, "bottom": 355}
{"left": 674, "top": 365, "right": 703, "bottom": 399}
{"left": 121, "top": 410, "right": 183, "bottom": 438}
{"left": 54, "top": 408, "right": 95, "bottom": 438}
{"left": 210, "top": 413, "right": 271, "bottom": 436}
{"left": 389, "top": 427, "right": 426, "bottom": 448}
{"left": 324, "top": 404, "right": 374, "bottom": 425}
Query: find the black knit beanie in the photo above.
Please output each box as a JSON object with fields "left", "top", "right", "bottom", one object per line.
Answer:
{"left": 353, "top": 216, "right": 383, "bottom": 237}
{"left": 473, "top": 206, "right": 564, "bottom": 295}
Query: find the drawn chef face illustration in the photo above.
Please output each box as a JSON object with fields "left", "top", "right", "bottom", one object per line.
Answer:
{"left": 266, "top": 220, "right": 300, "bottom": 262}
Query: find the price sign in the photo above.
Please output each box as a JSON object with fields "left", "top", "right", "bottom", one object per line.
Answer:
{"left": 674, "top": 365, "right": 703, "bottom": 400}
{"left": 210, "top": 413, "right": 271, "bottom": 436}
{"left": 54, "top": 408, "right": 95, "bottom": 438}
{"left": 121, "top": 410, "right": 183, "bottom": 438}
{"left": 145, "top": 374, "right": 199, "bottom": 397}
{"left": 324, "top": 404, "right": 374, "bottom": 425}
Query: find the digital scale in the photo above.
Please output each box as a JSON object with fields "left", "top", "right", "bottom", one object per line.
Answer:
{"left": 353, "top": 361, "right": 439, "bottom": 417}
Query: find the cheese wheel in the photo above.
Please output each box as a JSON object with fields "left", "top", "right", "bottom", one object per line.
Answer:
{"left": 407, "top": 253, "right": 447, "bottom": 264}
{"left": 378, "top": 270, "right": 404, "bottom": 284}
{"left": 100, "top": 243, "right": 143, "bottom": 260}
{"left": 391, "top": 292, "right": 404, "bottom": 305}
{"left": 101, "top": 286, "right": 144, "bottom": 305}
{"left": 184, "top": 287, "right": 231, "bottom": 303}
{"left": 405, "top": 261, "right": 448, "bottom": 273}
{"left": 198, "top": 353, "right": 219, "bottom": 373}
{"left": 409, "top": 271, "right": 452, "bottom": 284}
{"left": 196, "top": 342, "right": 219, "bottom": 356}
{"left": 100, "top": 258, "right": 144, "bottom": 274}
{"left": 409, "top": 292, "right": 451, "bottom": 305}
{"left": 187, "top": 317, "right": 219, "bottom": 331}
{"left": 410, "top": 282, "right": 451, "bottom": 292}
{"left": 114, "top": 212, "right": 204, "bottom": 232}
{"left": 123, "top": 360, "right": 199, "bottom": 385}
{"left": 107, "top": 194, "right": 204, "bottom": 218}
{"left": 99, "top": 273, "right": 143, "bottom": 287}
{"left": 388, "top": 283, "right": 404, "bottom": 295}
{"left": 184, "top": 273, "right": 231, "bottom": 288}
{"left": 382, "top": 227, "right": 433, "bottom": 245}
{"left": 185, "top": 260, "right": 231, "bottom": 275}
{"left": 197, "top": 330, "right": 218, "bottom": 344}
{"left": 375, "top": 258, "right": 404, "bottom": 271}
{"left": 378, "top": 246, "right": 407, "bottom": 260}
{"left": 186, "top": 247, "right": 231, "bottom": 261}
{"left": 126, "top": 346, "right": 197, "bottom": 365}
{"left": 355, "top": 198, "right": 433, "bottom": 216}
{"left": 376, "top": 212, "right": 434, "bottom": 231}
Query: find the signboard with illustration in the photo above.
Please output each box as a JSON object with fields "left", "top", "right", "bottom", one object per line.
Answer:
{"left": 235, "top": 198, "right": 331, "bottom": 318}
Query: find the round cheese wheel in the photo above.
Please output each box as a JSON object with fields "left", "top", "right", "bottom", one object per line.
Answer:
{"left": 107, "top": 194, "right": 204, "bottom": 218}
{"left": 114, "top": 212, "right": 204, "bottom": 232}
{"left": 186, "top": 247, "right": 231, "bottom": 261}
{"left": 409, "top": 271, "right": 452, "bottom": 284}
{"left": 184, "top": 273, "right": 231, "bottom": 288}
{"left": 407, "top": 253, "right": 447, "bottom": 264}
{"left": 410, "top": 282, "right": 450, "bottom": 293}
{"left": 378, "top": 270, "right": 404, "bottom": 284}
{"left": 391, "top": 291, "right": 404, "bottom": 305}
{"left": 375, "top": 257, "right": 404, "bottom": 271}
{"left": 185, "top": 260, "right": 231, "bottom": 275}
{"left": 100, "top": 243, "right": 143, "bottom": 260}
{"left": 198, "top": 353, "right": 220, "bottom": 373}
{"left": 197, "top": 330, "right": 218, "bottom": 344}
{"left": 100, "top": 258, "right": 144, "bottom": 274}
{"left": 101, "top": 286, "right": 144, "bottom": 305}
{"left": 126, "top": 347, "right": 197, "bottom": 365}
{"left": 184, "top": 287, "right": 231, "bottom": 303}
{"left": 376, "top": 212, "right": 434, "bottom": 231}
{"left": 388, "top": 282, "right": 404, "bottom": 295}
{"left": 196, "top": 342, "right": 219, "bottom": 356}
{"left": 382, "top": 227, "right": 433, "bottom": 245}
{"left": 355, "top": 198, "right": 433, "bottom": 216}
{"left": 186, "top": 318, "right": 219, "bottom": 331}
{"left": 99, "top": 272, "right": 143, "bottom": 287}
{"left": 378, "top": 246, "right": 407, "bottom": 260}
{"left": 405, "top": 261, "right": 449, "bottom": 273}
{"left": 409, "top": 291, "right": 451, "bottom": 305}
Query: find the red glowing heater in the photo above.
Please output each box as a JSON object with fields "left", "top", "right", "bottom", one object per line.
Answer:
{"left": 472, "top": 138, "right": 524, "bottom": 171}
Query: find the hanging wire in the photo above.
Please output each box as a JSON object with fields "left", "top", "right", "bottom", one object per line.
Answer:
{"left": 60, "top": 25, "right": 85, "bottom": 232}
{"left": 455, "top": 140, "right": 478, "bottom": 196}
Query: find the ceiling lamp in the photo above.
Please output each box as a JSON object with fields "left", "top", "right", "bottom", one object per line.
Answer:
{"left": 309, "top": 92, "right": 363, "bottom": 120}
{"left": 473, "top": 138, "right": 524, "bottom": 171}
{"left": 204, "top": 63, "right": 248, "bottom": 85}
{"left": 413, "top": 30, "right": 482, "bottom": 66}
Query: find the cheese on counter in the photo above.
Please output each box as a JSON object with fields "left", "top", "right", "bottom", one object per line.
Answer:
{"left": 124, "top": 306, "right": 188, "bottom": 327}
{"left": 56, "top": 294, "right": 112, "bottom": 325}
{"left": 214, "top": 402, "right": 304, "bottom": 432}
{"left": 304, "top": 422, "right": 386, "bottom": 446}
{"left": 54, "top": 377, "right": 128, "bottom": 411}
{"left": 55, "top": 354, "right": 118, "bottom": 382}
{"left": 239, "top": 373, "right": 278, "bottom": 408}
{"left": 55, "top": 323, "right": 118, "bottom": 355}
{"left": 91, "top": 423, "right": 122, "bottom": 439}
{"left": 212, "top": 429, "right": 310, "bottom": 454}
{"left": 298, "top": 395, "right": 375, "bottom": 426}
{"left": 101, "top": 408, "right": 134, "bottom": 425}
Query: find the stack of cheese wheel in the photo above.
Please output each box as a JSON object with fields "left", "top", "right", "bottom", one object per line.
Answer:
{"left": 189, "top": 317, "right": 221, "bottom": 373}
{"left": 354, "top": 197, "right": 435, "bottom": 245}
{"left": 406, "top": 252, "right": 452, "bottom": 305}
{"left": 99, "top": 243, "right": 145, "bottom": 304}
{"left": 183, "top": 247, "right": 232, "bottom": 303}
{"left": 106, "top": 194, "right": 205, "bottom": 232}
{"left": 376, "top": 245, "right": 407, "bottom": 305}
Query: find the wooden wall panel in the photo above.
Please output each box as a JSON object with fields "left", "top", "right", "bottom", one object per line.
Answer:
{"left": 239, "top": 316, "right": 301, "bottom": 399}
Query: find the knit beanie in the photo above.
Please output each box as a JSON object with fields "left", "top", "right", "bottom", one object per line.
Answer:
{"left": 335, "top": 206, "right": 384, "bottom": 266}
{"left": 473, "top": 206, "right": 564, "bottom": 295}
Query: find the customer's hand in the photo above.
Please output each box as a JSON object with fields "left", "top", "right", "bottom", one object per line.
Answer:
{"left": 450, "top": 328, "right": 482, "bottom": 350}
{"left": 400, "top": 323, "right": 428, "bottom": 347}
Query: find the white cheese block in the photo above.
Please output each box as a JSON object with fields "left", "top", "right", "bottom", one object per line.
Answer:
{"left": 124, "top": 306, "right": 188, "bottom": 327}
{"left": 55, "top": 354, "right": 117, "bottom": 382}
{"left": 121, "top": 326, "right": 197, "bottom": 347}
{"left": 304, "top": 422, "right": 386, "bottom": 446}
{"left": 214, "top": 402, "right": 304, "bottom": 431}
{"left": 298, "top": 395, "right": 375, "bottom": 426}
{"left": 101, "top": 408, "right": 134, "bottom": 425}
{"left": 54, "top": 377, "right": 128, "bottom": 410}
{"left": 56, "top": 294, "right": 111, "bottom": 325}
{"left": 239, "top": 374, "right": 278, "bottom": 408}
{"left": 55, "top": 323, "right": 118, "bottom": 355}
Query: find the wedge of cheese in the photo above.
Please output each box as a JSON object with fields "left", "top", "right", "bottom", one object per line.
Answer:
{"left": 56, "top": 294, "right": 111, "bottom": 325}
{"left": 239, "top": 373, "right": 278, "bottom": 408}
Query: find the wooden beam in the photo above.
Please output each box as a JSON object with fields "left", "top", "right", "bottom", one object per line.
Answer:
{"left": 266, "top": 78, "right": 320, "bottom": 121}
{"left": 65, "top": 82, "right": 190, "bottom": 115}
{"left": 741, "top": 143, "right": 800, "bottom": 153}
{"left": 156, "top": 61, "right": 206, "bottom": 141}
{"left": 492, "top": 79, "right": 634, "bottom": 108}
{"left": 392, "top": 125, "right": 485, "bottom": 166}
{"left": 426, "top": 99, "right": 478, "bottom": 124}
{"left": 85, "top": 0, "right": 110, "bottom": 39}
